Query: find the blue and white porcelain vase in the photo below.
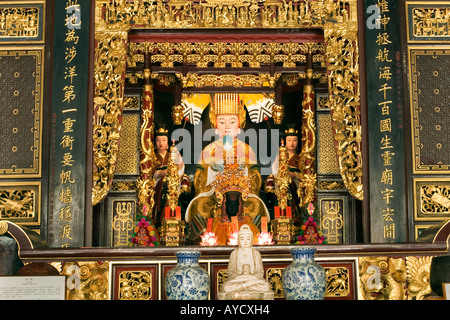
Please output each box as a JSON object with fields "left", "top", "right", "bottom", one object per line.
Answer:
{"left": 282, "top": 247, "right": 326, "bottom": 300}
{"left": 165, "top": 250, "right": 210, "bottom": 300}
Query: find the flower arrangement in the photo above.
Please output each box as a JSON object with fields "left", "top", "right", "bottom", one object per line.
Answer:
{"left": 296, "top": 203, "right": 326, "bottom": 244}
{"left": 130, "top": 217, "right": 160, "bottom": 247}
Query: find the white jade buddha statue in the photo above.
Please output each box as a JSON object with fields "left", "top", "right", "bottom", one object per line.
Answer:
{"left": 218, "top": 224, "right": 274, "bottom": 300}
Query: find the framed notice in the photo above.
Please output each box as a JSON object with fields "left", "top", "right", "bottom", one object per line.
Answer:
{"left": 0, "top": 276, "right": 66, "bottom": 300}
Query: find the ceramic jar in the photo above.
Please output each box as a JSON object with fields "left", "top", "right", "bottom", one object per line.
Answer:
{"left": 282, "top": 247, "right": 326, "bottom": 300}
{"left": 165, "top": 250, "right": 210, "bottom": 300}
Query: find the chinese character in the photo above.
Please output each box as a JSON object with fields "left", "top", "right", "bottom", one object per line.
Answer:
{"left": 62, "top": 118, "right": 76, "bottom": 132}
{"left": 381, "top": 150, "right": 395, "bottom": 166}
{"left": 380, "top": 168, "right": 393, "bottom": 185}
{"left": 379, "top": 66, "right": 392, "bottom": 80}
{"left": 376, "top": 48, "right": 392, "bottom": 63}
{"left": 58, "top": 205, "right": 73, "bottom": 222}
{"left": 60, "top": 135, "right": 74, "bottom": 150}
{"left": 65, "top": 29, "right": 79, "bottom": 44}
{"left": 60, "top": 169, "right": 75, "bottom": 184}
{"left": 66, "top": 2, "right": 81, "bottom": 30}
{"left": 59, "top": 224, "right": 73, "bottom": 240}
{"left": 61, "top": 153, "right": 74, "bottom": 167}
{"left": 65, "top": 46, "right": 77, "bottom": 63}
{"left": 381, "top": 188, "right": 394, "bottom": 204}
{"left": 383, "top": 223, "right": 395, "bottom": 239}
{"left": 64, "top": 66, "right": 78, "bottom": 84}
{"left": 376, "top": 32, "right": 392, "bottom": 46}
{"left": 59, "top": 187, "right": 73, "bottom": 204}
{"left": 378, "top": 15, "right": 391, "bottom": 31}
{"left": 378, "top": 100, "right": 392, "bottom": 116}
{"left": 380, "top": 135, "right": 394, "bottom": 149}
{"left": 377, "top": 0, "right": 390, "bottom": 13}
{"left": 380, "top": 118, "right": 392, "bottom": 132}
{"left": 379, "top": 83, "right": 392, "bottom": 100}
{"left": 382, "top": 207, "right": 395, "bottom": 221}
{"left": 63, "top": 85, "right": 76, "bottom": 103}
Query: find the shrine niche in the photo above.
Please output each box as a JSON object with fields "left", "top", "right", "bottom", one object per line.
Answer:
{"left": 92, "top": 0, "right": 363, "bottom": 247}
{"left": 2, "top": 0, "right": 450, "bottom": 303}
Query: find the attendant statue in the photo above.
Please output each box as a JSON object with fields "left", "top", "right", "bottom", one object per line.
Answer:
{"left": 152, "top": 126, "right": 185, "bottom": 229}
{"left": 218, "top": 224, "right": 274, "bottom": 300}
{"left": 185, "top": 93, "right": 270, "bottom": 245}
{"left": 269, "top": 125, "right": 301, "bottom": 218}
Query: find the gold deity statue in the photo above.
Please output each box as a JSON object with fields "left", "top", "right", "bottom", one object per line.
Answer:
{"left": 185, "top": 93, "right": 270, "bottom": 245}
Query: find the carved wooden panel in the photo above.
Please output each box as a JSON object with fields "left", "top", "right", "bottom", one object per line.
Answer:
{"left": 0, "top": 48, "right": 43, "bottom": 177}
{"left": 409, "top": 48, "right": 450, "bottom": 173}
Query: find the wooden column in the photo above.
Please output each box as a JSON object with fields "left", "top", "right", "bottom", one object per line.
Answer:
{"left": 298, "top": 48, "right": 317, "bottom": 207}
{"left": 137, "top": 51, "right": 157, "bottom": 220}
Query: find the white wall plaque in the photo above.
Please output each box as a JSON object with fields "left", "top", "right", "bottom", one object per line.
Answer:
{"left": 0, "top": 276, "right": 66, "bottom": 300}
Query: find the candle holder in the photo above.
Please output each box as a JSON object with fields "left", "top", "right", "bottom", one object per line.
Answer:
{"left": 271, "top": 217, "right": 295, "bottom": 245}
{"left": 160, "top": 213, "right": 186, "bottom": 246}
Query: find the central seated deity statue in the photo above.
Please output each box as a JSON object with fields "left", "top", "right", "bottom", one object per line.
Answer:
{"left": 185, "top": 93, "right": 270, "bottom": 245}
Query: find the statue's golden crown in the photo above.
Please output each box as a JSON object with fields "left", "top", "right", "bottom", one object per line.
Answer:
{"left": 285, "top": 128, "right": 298, "bottom": 135}
{"left": 155, "top": 127, "right": 169, "bottom": 135}
{"left": 211, "top": 165, "right": 250, "bottom": 202}
{"left": 210, "top": 93, "right": 246, "bottom": 128}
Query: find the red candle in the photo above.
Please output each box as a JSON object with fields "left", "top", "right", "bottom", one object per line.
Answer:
{"left": 207, "top": 218, "right": 213, "bottom": 232}
{"left": 165, "top": 207, "right": 170, "bottom": 220}
{"left": 261, "top": 217, "right": 267, "bottom": 233}
{"left": 274, "top": 207, "right": 280, "bottom": 219}
{"left": 232, "top": 216, "right": 238, "bottom": 233}
{"left": 175, "top": 206, "right": 181, "bottom": 220}
{"left": 286, "top": 206, "right": 292, "bottom": 218}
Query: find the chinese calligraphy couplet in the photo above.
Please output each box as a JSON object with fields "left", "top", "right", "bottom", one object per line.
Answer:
{"left": 49, "top": 0, "right": 90, "bottom": 248}
{"left": 365, "top": 0, "right": 407, "bottom": 242}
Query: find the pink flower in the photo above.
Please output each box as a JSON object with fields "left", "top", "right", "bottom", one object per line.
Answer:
{"left": 227, "top": 232, "right": 239, "bottom": 246}
{"left": 257, "top": 232, "right": 274, "bottom": 245}
{"left": 200, "top": 232, "right": 218, "bottom": 246}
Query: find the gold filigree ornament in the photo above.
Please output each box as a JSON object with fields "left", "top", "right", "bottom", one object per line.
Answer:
{"left": 406, "top": 256, "right": 433, "bottom": 300}
{"left": 275, "top": 144, "right": 291, "bottom": 211}
{"left": 92, "top": 30, "right": 128, "bottom": 205}
{"left": 164, "top": 144, "right": 181, "bottom": 211}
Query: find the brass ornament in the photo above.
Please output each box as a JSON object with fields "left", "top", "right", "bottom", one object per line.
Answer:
{"left": 171, "top": 104, "right": 184, "bottom": 125}
{"left": 274, "top": 144, "right": 291, "bottom": 211}
{"left": 271, "top": 104, "right": 284, "bottom": 125}
{"left": 164, "top": 145, "right": 181, "bottom": 212}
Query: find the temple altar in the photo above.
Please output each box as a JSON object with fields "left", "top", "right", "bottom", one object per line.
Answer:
{"left": 0, "top": 0, "right": 450, "bottom": 301}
